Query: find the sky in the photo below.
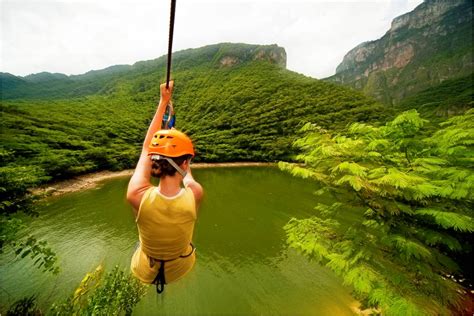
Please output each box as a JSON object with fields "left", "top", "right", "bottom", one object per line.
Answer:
{"left": 1, "top": 0, "right": 423, "bottom": 79}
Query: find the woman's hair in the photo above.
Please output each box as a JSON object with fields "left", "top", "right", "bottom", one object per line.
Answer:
{"left": 151, "top": 154, "right": 192, "bottom": 178}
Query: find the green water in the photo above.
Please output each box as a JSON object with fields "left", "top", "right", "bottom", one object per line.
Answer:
{"left": 0, "top": 167, "right": 356, "bottom": 315}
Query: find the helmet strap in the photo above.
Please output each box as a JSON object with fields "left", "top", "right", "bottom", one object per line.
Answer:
{"left": 164, "top": 157, "right": 187, "bottom": 178}
{"left": 152, "top": 155, "right": 187, "bottom": 178}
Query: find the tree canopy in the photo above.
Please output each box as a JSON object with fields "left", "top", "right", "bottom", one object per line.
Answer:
{"left": 280, "top": 109, "right": 474, "bottom": 315}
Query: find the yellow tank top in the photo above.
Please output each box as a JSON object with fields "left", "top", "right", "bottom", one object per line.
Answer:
{"left": 131, "top": 186, "right": 197, "bottom": 284}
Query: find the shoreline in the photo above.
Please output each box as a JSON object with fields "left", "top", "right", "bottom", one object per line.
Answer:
{"left": 31, "top": 162, "right": 275, "bottom": 197}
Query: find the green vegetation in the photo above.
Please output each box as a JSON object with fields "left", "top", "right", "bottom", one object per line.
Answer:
{"left": 395, "top": 74, "right": 473, "bottom": 122}
{"left": 51, "top": 265, "right": 147, "bottom": 315}
{"left": 327, "top": 0, "right": 473, "bottom": 105}
{"left": 280, "top": 109, "right": 473, "bottom": 315}
{"left": 0, "top": 165, "right": 59, "bottom": 274}
{"left": 6, "top": 265, "right": 147, "bottom": 315}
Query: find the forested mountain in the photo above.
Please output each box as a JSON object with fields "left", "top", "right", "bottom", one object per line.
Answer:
{"left": 1, "top": 43, "right": 386, "bottom": 185}
{"left": 1, "top": 43, "right": 285, "bottom": 100}
{"left": 326, "top": 0, "right": 473, "bottom": 105}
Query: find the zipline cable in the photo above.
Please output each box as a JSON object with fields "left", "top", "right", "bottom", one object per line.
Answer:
{"left": 161, "top": 0, "right": 177, "bottom": 130}
{"left": 166, "top": 0, "right": 177, "bottom": 89}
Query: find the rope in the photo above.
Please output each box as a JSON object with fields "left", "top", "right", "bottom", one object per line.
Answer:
{"left": 166, "top": 0, "right": 177, "bottom": 89}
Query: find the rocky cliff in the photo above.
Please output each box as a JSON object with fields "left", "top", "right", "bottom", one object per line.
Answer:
{"left": 214, "top": 43, "right": 287, "bottom": 68}
{"left": 327, "top": 0, "right": 473, "bottom": 104}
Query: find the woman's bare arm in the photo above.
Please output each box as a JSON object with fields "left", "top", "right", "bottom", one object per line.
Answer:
{"left": 127, "top": 81, "right": 174, "bottom": 212}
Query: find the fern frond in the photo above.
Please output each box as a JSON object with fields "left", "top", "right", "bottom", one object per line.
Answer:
{"left": 320, "top": 144, "right": 343, "bottom": 158}
{"left": 326, "top": 253, "right": 350, "bottom": 274}
{"left": 343, "top": 265, "right": 379, "bottom": 295}
{"left": 409, "top": 183, "right": 439, "bottom": 200}
{"left": 348, "top": 122, "right": 380, "bottom": 136}
{"left": 368, "top": 167, "right": 387, "bottom": 179}
{"left": 389, "top": 235, "right": 432, "bottom": 261}
{"left": 362, "top": 220, "right": 380, "bottom": 228}
{"left": 388, "top": 109, "right": 427, "bottom": 130}
{"left": 367, "top": 139, "right": 390, "bottom": 151}
{"left": 371, "top": 168, "right": 425, "bottom": 189}
{"left": 368, "top": 288, "right": 393, "bottom": 307}
{"left": 331, "top": 161, "right": 368, "bottom": 177}
{"left": 415, "top": 228, "right": 462, "bottom": 251}
{"left": 416, "top": 209, "right": 474, "bottom": 232}
{"left": 336, "top": 174, "right": 366, "bottom": 191}
{"left": 383, "top": 297, "right": 430, "bottom": 316}
{"left": 367, "top": 151, "right": 382, "bottom": 157}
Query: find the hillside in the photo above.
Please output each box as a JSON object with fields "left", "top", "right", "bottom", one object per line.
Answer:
{"left": 0, "top": 43, "right": 285, "bottom": 100}
{"left": 326, "top": 0, "right": 473, "bottom": 105}
{"left": 395, "top": 73, "right": 473, "bottom": 122}
{"left": 1, "top": 43, "right": 386, "bottom": 186}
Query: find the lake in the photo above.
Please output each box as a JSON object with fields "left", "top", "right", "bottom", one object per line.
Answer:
{"left": 0, "top": 166, "right": 357, "bottom": 315}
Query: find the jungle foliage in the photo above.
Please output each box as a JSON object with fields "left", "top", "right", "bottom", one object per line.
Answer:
{"left": 50, "top": 265, "right": 147, "bottom": 316}
{"left": 6, "top": 265, "right": 147, "bottom": 316}
{"left": 395, "top": 74, "right": 473, "bottom": 123}
{"left": 280, "top": 109, "right": 474, "bottom": 315}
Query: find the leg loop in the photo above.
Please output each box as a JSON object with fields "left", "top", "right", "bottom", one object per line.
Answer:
{"left": 153, "top": 260, "right": 166, "bottom": 294}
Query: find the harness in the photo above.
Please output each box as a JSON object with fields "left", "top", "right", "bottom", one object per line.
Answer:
{"left": 149, "top": 243, "right": 195, "bottom": 293}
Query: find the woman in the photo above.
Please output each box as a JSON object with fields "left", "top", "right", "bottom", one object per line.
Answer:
{"left": 127, "top": 81, "right": 203, "bottom": 293}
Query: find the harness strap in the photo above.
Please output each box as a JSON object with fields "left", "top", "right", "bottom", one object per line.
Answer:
{"left": 154, "top": 260, "right": 166, "bottom": 293}
{"left": 150, "top": 243, "right": 195, "bottom": 294}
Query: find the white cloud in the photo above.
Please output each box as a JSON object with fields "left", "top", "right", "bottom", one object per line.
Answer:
{"left": 1, "top": 0, "right": 423, "bottom": 78}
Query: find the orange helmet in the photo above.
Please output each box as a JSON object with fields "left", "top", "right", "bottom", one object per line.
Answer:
{"left": 148, "top": 129, "right": 195, "bottom": 158}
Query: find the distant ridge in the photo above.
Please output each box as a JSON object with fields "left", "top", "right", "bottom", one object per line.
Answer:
{"left": 1, "top": 43, "right": 286, "bottom": 100}
{"left": 326, "top": 0, "right": 473, "bottom": 105}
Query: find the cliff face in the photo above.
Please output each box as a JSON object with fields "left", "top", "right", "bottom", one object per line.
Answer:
{"left": 216, "top": 43, "right": 287, "bottom": 68}
{"left": 327, "top": 0, "right": 473, "bottom": 104}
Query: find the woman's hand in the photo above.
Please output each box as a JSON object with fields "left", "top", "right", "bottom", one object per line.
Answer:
{"left": 160, "top": 81, "right": 174, "bottom": 104}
